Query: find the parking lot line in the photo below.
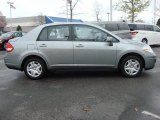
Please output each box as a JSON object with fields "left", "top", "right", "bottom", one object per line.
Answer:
{"left": 142, "top": 111, "right": 160, "bottom": 119}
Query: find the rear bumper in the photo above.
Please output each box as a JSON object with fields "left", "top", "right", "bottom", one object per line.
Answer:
{"left": 4, "top": 56, "right": 21, "bottom": 71}
{"left": 144, "top": 56, "right": 156, "bottom": 70}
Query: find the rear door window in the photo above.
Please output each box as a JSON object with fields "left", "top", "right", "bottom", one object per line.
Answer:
{"left": 118, "top": 24, "right": 129, "bottom": 30}
{"left": 145, "top": 25, "right": 153, "bottom": 31}
{"left": 38, "top": 25, "right": 70, "bottom": 41}
{"left": 137, "top": 25, "right": 145, "bottom": 30}
{"left": 105, "top": 24, "right": 118, "bottom": 31}
{"left": 48, "top": 26, "right": 69, "bottom": 41}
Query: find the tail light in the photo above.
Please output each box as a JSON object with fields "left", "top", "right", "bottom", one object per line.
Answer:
{"left": 6, "top": 43, "right": 14, "bottom": 52}
{"left": 130, "top": 31, "right": 138, "bottom": 35}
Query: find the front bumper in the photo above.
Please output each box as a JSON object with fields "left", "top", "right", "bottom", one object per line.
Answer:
{"left": 144, "top": 55, "right": 156, "bottom": 70}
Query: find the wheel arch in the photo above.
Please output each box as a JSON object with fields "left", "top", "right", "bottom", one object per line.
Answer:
{"left": 142, "top": 38, "right": 148, "bottom": 43}
{"left": 21, "top": 55, "right": 48, "bottom": 71}
{"left": 118, "top": 53, "right": 145, "bottom": 69}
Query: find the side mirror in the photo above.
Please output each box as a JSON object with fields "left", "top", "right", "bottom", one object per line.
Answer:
{"left": 106, "top": 36, "right": 113, "bottom": 46}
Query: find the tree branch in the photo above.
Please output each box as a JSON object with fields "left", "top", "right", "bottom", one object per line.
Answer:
{"left": 72, "top": 0, "right": 80, "bottom": 10}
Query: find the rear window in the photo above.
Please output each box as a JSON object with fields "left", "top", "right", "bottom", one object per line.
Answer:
{"left": 128, "top": 24, "right": 137, "bottom": 31}
{"left": 129, "top": 24, "right": 154, "bottom": 31}
{"left": 128, "top": 24, "right": 145, "bottom": 31}
{"left": 118, "top": 23, "right": 129, "bottom": 30}
{"left": 137, "top": 25, "right": 145, "bottom": 30}
{"left": 105, "top": 24, "right": 118, "bottom": 31}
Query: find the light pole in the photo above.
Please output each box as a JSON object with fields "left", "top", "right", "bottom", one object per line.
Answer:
{"left": 106, "top": 13, "right": 110, "bottom": 21}
{"left": 154, "top": 0, "right": 156, "bottom": 24}
{"left": 66, "top": 0, "right": 69, "bottom": 22}
{"left": 124, "top": 2, "right": 127, "bottom": 21}
{"left": 110, "top": 0, "right": 112, "bottom": 21}
{"left": 7, "top": 1, "right": 14, "bottom": 31}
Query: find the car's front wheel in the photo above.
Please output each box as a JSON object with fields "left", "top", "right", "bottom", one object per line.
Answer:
{"left": 24, "top": 58, "right": 47, "bottom": 80}
{"left": 120, "top": 56, "right": 143, "bottom": 77}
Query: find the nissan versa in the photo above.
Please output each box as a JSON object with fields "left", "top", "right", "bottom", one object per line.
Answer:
{"left": 4, "top": 23, "right": 156, "bottom": 80}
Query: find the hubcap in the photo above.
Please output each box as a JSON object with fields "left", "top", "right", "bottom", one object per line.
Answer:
{"left": 124, "top": 59, "right": 140, "bottom": 76}
{"left": 26, "top": 61, "right": 42, "bottom": 78}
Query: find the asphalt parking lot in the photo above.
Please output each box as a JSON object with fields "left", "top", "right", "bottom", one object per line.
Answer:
{"left": 0, "top": 46, "right": 160, "bottom": 120}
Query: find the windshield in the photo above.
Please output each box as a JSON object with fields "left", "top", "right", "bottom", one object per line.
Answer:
{"left": 1, "top": 32, "right": 13, "bottom": 38}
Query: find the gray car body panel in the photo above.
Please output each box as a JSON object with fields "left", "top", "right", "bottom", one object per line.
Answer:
{"left": 4, "top": 22, "right": 156, "bottom": 71}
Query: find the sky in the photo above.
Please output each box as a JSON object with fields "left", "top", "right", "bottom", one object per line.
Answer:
{"left": 0, "top": 0, "right": 158, "bottom": 23}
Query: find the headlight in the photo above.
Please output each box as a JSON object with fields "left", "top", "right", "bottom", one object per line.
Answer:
{"left": 143, "top": 45, "right": 154, "bottom": 53}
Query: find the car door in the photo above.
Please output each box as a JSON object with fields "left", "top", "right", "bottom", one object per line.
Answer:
{"left": 37, "top": 25, "right": 74, "bottom": 67}
{"left": 153, "top": 25, "right": 160, "bottom": 45}
{"left": 144, "top": 25, "right": 155, "bottom": 45}
{"left": 73, "top": 25, "right": 117, "bottom": 67}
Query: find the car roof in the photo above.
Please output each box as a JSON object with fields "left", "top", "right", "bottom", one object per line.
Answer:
{"left": 41, "top": 22, "right": 96, "bottom": 27}
{"left": 87, "top": 21, "right": 127, "bottom": 24}
{"left": 39, "top": 22, "right": 107, "bottom": 30}
{"left": 128, "top": 23, "right": 157, "bottom": 26}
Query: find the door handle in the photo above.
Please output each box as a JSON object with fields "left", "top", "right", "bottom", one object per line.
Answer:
{"left": 75, "top": 44, "right": 84, "bottom": 47}
{"left": 39, "top": 44, "right": 47, "bottom": 47}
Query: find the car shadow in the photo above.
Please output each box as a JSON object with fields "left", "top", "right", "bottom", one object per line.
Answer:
{"left": 38, "top": 70, "right": 150, "bottom": 82}
{"left": 47, "top": 70, "right": 121, "bottom": 79}
{"left": 150, "top": 45, "right": 160, "bottom": 48}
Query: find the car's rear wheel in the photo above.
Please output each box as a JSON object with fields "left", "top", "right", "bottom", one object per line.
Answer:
{"left": 24, "top": 58, "right": 47, "bottom": 80}
{"left": 120, "top": 56, "right": 143, "bottom": 77}
{"left": 142, "top": 39, "right": 148, "bottom": 44}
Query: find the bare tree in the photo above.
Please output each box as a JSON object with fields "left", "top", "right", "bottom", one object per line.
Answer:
{"left": 67, "top": 0, "right": 80, "bottom": 21}
{"left": 94, "top": 3, "right": 103, "bottom": 22}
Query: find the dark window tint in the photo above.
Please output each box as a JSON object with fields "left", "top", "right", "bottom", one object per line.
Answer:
{"left": 48, "top": 26, "right": 69, "bottom": 41}
{"left": 128, "top": 24, "right": 137, "bottom": 31}
{"left": 39, "top": 27, "right": 47, "bottom": 41}
{"left": 137, "top": 25, "right": 145, "bottom": 30}
{"left": 105, "top": 24, "right": 118, "bottom": 31}
{"left": 153, "top": 26, "right": 160, "bottom": 32}
{"left": 118, "top": 23, "right": 129, "bottom": 30}
{"left": 145, "top": 25, "right": 153, "bottom": 31}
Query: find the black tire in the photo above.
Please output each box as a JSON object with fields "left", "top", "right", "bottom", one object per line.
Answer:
{"left": 142, "top": 39, "right": 148, "bottom": 44}
{"left": 24, "top": 58, "right": 47, "bottom": 80}
{"left": 120, "top": 56, "right": 143, "bottom": 78}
